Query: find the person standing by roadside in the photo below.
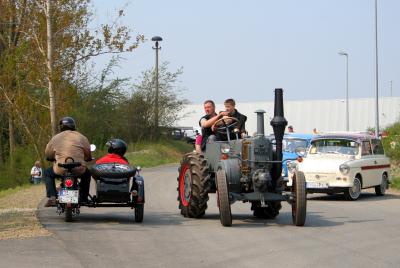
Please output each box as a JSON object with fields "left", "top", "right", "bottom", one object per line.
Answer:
{"left": 31, "top": 161, "right": 42, "bottom": 184}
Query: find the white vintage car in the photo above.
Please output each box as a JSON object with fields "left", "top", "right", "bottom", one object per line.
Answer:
{"left": 288, "top": 133, "right": 390, "bottom": 200}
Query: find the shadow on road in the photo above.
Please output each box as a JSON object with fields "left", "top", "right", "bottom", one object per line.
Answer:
{"left": 198, "top": 211, "right": 346, "bottom": 228}
{"left": 308, "top": 192, "right": 400, "bottom": 202}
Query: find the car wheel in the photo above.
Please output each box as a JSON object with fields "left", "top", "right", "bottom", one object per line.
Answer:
{"left": 344, "top": 177, "right": 361, "bottom": 201}
{"left": 375, "top": 174, "right": 388, "bottom": 196}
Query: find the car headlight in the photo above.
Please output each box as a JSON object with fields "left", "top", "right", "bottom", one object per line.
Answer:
{"left": 287, "top": 161, "right": 297, "bottom": 173}
{"left": 339, "top": 164, "right": 350, "bottom": 175}
{"left": 220, "top": 144, "right": 231, "bottom": 154}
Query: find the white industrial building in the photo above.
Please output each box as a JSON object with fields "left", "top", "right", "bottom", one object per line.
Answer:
{"left": 176, "top": 97, "right": 400, "bottom": 135}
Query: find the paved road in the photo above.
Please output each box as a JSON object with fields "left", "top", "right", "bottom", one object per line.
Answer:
{"left": 2, "top": 164, "right": 400, "bottom": 268}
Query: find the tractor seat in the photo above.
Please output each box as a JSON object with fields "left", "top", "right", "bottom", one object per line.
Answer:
{"left": 58, "top": 162, "right": 82, "bottom": 170}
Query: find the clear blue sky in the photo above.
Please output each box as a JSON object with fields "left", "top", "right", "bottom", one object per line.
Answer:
{"left": 91, "top": 0, "right": 400, "bottom": 104}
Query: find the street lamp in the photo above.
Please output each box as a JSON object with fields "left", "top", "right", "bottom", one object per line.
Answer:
{"left": 374, "top": 0, "right": 379, "bottom": 137}
{"left": 152, "top": 36, "right": 162, "bottom": 137}
{"left": 390, "top": 80, "right": 393, "bottom": 97}
{"left": 338, "top": 51, "right": 349, "bottom": 131}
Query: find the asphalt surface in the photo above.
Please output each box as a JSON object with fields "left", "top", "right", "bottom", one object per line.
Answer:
{"left": 1, "top": 164, "right": 400, "bottom": 268}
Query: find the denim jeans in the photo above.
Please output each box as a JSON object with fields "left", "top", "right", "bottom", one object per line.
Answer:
{"left": 44, "top": 166, "right": 91, "bottom": 199}
{"left": 33, "top": 177, "right": 41, "bottom": 184}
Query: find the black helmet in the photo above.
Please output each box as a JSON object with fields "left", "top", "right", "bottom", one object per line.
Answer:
{"left": 106, "top": 139, "right": 127, "bottom": 156}
{"left": 59, "top": 117, "right": 76, "bottom": 131}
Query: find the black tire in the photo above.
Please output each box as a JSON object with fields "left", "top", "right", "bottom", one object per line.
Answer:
{"left": 135, "top": 204, "right": 144, "bottom": 223}
{"left": 375, "top": 174, "right": 388, "bottom": 196}
{"left": 344, "top": 177, "right": 362, "bottom": 201}
{"left": 292, "top": 171, "right": 306, "bottom": 226}
{"left": 177, "top": 153, "right": 210, "bottom": 218}
{"left": 216, "top": 169, "right": 232, "bottom": 227}
{"left": 91, "top": 163, "right": 137, "bottom": 179}
{"left": 65, "top": 206, "right": 73, "bottom": 222}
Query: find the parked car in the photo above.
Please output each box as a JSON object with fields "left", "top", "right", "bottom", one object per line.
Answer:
{"left": 281, "top": 133, "right": 314, "bottom": 187}
{"left": 288, "top": 133, "right": 390, "bottom": 200}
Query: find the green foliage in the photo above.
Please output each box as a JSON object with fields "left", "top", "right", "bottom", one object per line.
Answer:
{"left": 391, "top": 177, "right": 400, "bottom": 190}
{"left": 0, "top": 146, "right": 37, "bottom": 191}
{"left": 125, "top": 139, "right": 192, "bottom": 168}
{"left": 382, "top": 122, "right": 400, "bottom": 160}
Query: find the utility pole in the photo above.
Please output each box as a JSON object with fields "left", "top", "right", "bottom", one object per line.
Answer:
{"left": 338, "top": 51, "right": 349, "bottom": 131}
{"left": 152, "top": 36, "right": 162, "bottom": 138}
{"left": 390, "top": 80, "right": 393, "bottom": 97}
{"left": 374, "top": 0, "right": 379, "bottom": 138}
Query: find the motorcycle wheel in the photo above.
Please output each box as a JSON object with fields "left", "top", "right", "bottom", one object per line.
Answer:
{"left": 65, "top": 206, "right": 73, "bottom": 222}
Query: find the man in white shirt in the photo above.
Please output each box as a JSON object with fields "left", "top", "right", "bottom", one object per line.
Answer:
{"left": 31, "top": 161, "right": 42, "bottom": 184}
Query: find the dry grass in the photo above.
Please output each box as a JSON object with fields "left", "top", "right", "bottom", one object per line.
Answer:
{"left": 0, "top": 184, "right": 51, "bottom": 240}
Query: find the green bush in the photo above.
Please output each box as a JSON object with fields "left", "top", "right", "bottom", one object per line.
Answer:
{"left": 0, "top": 147, "right": 37, "bottom": 191}
{"left": 382, "top": 122, "right": 400, "bottom": 160}
{"left": 125, "top": 139, "right": 192, "bottom": 168}
{"left": 391, "top": 177, "right": 400, "bottom": 190}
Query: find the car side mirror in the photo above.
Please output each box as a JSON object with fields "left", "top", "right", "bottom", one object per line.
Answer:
{"left": 295, "top": 146, "right": 306, "bottom": 157}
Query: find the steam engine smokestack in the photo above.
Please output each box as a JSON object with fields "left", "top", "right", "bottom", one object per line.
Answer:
{"left": 255, "top": 109, "right": 266, "bottom": 136}
{"left": 270, "top": 88, "right": 288, "bottom": 176}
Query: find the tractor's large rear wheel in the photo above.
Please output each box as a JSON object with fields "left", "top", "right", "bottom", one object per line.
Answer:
{"left": 216, "top": 169, "right": 232, "bottom": 227}
{"left": 177, "top": 153, "right": 210, "bottom": 218}
{"left": 291, "top": 171, "right": 307, "bottom": 226}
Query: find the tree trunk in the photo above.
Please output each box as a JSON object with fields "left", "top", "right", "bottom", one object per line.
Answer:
{"left": 0, "top": 127, "right": 4, "bottom": 164}
{"left": 46, "top": 0, "right": 57, "bottom": 136}
{"left": 8, "top": 114, "right": 15, "bottom": 165}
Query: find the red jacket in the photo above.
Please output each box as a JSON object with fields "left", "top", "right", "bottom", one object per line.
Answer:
{"left": 96, "top": 153, "right": 129, "bottom": 165}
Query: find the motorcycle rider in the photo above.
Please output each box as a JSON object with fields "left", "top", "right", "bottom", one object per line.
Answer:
{"left": 95, "top": 138, "right": 138, "bottom": 194}
{"left": 44, "top": 117, "right": 92, "bottom": 207}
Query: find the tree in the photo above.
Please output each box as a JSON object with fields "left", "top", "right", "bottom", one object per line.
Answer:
{"left": 130, "top": 62, "right": 189, "bottom": 140}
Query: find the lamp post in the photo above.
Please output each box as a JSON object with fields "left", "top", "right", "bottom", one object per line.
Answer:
{"left": 152, "top": 36, "right": 162, "bottom": 137}
{"left": 338, "top": 51, "right": 349, "bottom": 131}
{"left": 374, "top": 0, "right": 379, "bottom": 137}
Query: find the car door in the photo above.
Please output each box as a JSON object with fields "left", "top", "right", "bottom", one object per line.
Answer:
{"left": 359, "top": 140, "right": 376, "bottom": 188}
{"left": 371, "top": 139, "right": 390, "bottom": 186}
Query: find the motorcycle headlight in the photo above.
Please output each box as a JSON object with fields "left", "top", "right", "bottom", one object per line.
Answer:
{"left": 220, "top": 144, "right": 231, "bottom": 154}
{"left": 339, "top": 164, "right": 350, "bottom": 175}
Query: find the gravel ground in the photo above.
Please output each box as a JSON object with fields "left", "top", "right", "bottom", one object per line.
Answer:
{"left": 0, "top": 184, "right": 50, "bottom": 240}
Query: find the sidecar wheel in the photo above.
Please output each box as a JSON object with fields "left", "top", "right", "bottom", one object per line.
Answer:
{"left": 135, "top": 204, "right": 144, "bottom": 223}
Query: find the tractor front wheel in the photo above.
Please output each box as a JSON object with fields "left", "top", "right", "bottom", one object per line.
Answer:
{"left": 216, "top": 169, "right": 232, "bottom": 227}
{"left": 291, "top": 171, "right": 307, "bottom": 226}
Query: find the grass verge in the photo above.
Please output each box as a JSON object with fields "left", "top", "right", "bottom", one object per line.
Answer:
{"left": 125, "top": 139, "right": 192, "bottom": 168}
{"left": 0, "top": 184, "right": 50, "bottom": 240}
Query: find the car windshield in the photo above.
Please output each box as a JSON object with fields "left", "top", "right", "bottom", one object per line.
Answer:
{"left": 283, "top": 138, "right": 308, "bottom": 153}
{"left": 310, "top": 139, "right": 359, "bottom": 155}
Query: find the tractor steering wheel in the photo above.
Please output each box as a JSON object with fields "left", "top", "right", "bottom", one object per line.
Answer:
{"left": 212, "top": 116, "right": 239, "bottom": 135}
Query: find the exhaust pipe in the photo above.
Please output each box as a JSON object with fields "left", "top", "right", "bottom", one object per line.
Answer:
{"left": 254, "top": 109, "right": 266, "bottom": 136}
{"left": 270, "top": 88, "right": 288, "bottom": 178}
